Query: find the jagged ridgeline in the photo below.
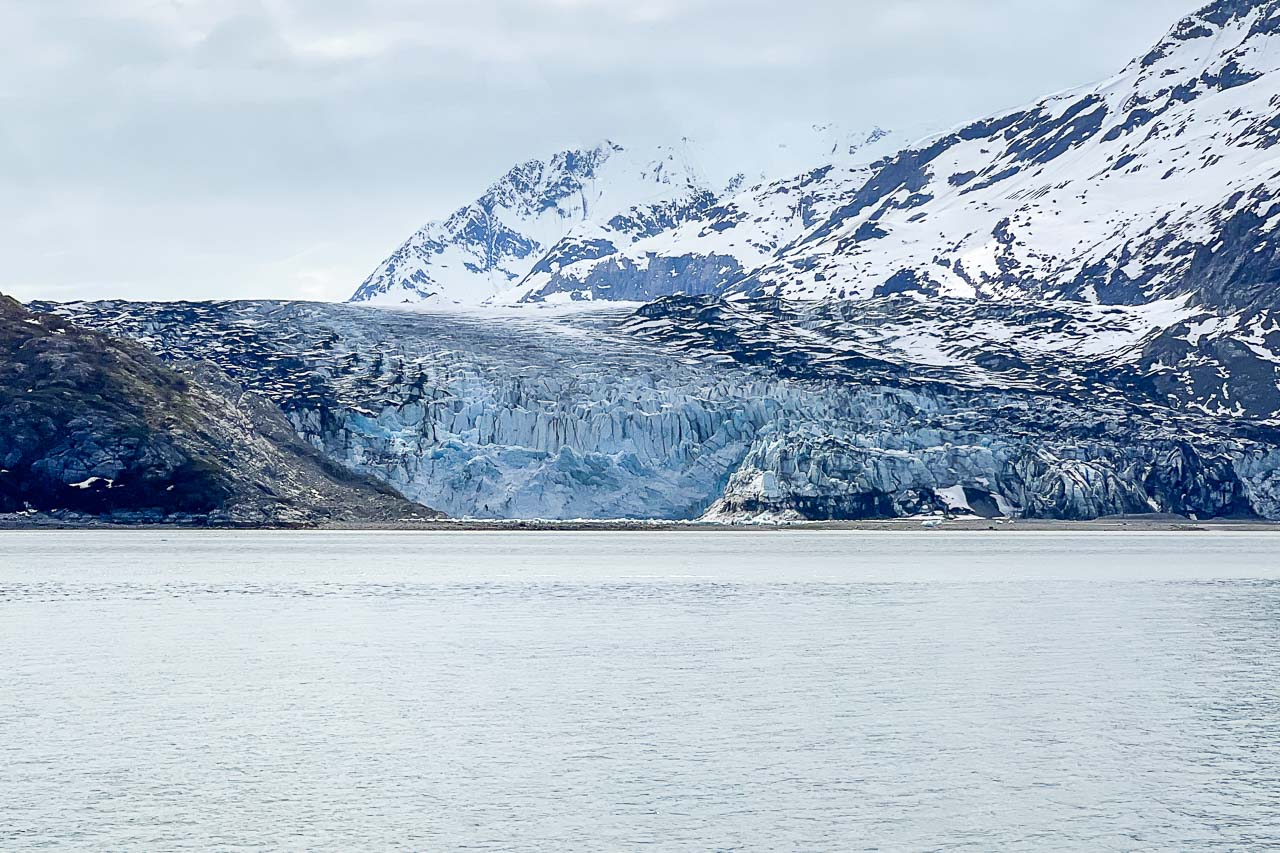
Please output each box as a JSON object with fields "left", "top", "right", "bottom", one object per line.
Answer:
{"left": 21, "top": 0, "right": 1280, "bottom": 524}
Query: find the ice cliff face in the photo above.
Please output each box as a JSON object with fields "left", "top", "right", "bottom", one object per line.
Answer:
{"left": 625, "top": 294, "right": 1280, "bottom": 520}
{"left": 39, "top": 299, "right": 1280, "bottom": 522}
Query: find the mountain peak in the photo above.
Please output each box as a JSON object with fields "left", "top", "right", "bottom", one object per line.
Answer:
{"left": 348, "top": 1, "right": 1280, "bottom": 313}
{"left": 348, "top": 128, "right": 899, "bottom": 307}
{"left": 348, "top": 139, "right": 714, "bottom": 306}
{"left": 716, "top": 0, "right": 1280, "bottom": 306}
{"left": 1126, "top": 0, "right": 1280, "bottom": 103}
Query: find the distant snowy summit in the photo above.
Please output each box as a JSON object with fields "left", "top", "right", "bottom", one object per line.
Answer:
{"left": 348, "top": 128, "right": 903, "bottom": 307}
{"left": 349, "top": 140, "right": 707, "bottom": 306}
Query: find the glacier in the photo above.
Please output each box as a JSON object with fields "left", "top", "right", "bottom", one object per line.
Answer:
{"left": 36, "top": 299, "right": 1280, "bottom": 522}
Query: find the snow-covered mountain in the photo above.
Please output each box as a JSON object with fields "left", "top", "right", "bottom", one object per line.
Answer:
{"left": 509, "top": 0, "right": 1280, "bottom": 311}
{"left": 509, "top": 158, "right": 886, "bottom": 304}
{"left": 348, "top": 127, "right": 903, "bottom": 307}
{"left": 738, "top": 0, "right": 1280, "bottom": 309}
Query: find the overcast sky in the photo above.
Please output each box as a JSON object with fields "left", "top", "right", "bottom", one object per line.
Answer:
{"left": 2, "top": 0, "right": 1207, "bottom": 303}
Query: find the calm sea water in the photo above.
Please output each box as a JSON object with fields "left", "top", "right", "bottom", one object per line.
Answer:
{"left": 2, "top": 531, "right": 1279, "bottom": 851}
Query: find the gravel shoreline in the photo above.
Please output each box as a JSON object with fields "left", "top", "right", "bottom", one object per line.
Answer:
{"left": 3, "top": 514, "right": 1279, "bottom": 533}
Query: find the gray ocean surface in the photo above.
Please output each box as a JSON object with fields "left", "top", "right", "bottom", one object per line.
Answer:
{"left": 2, "top": 531, "right": 1279, "bottom": 851}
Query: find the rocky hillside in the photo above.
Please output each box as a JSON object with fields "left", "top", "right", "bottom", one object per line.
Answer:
{"left": 0, "top": 295, "right": 436, "bottom": 526}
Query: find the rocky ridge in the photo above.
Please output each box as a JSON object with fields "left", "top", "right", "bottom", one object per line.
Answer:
{"left": 1, "top": 295, "right": 435, "bottom": 526}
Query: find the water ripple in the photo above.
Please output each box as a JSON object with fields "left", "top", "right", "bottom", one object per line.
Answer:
{"left": 1, "top": 532, "right": 1278, "bottom": 851}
